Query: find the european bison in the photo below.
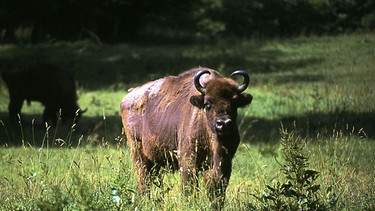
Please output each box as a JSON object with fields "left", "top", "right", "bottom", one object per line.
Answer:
{"left": 1, "top": 64, "right": 86, "bottom": 124}
{"left": 120, "top": 67, "right": 252, "bottom": 209}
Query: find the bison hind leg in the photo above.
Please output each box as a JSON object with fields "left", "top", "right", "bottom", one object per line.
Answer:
{"left": 134, "top": 157, "right": 166, "bottom": 196}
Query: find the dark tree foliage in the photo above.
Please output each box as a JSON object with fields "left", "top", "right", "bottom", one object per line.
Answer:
{"left": 0, "top": 0, "right": 374, "bottom": 43}
{"left": 329, "top": 0, "right": 375, "bottom": 30}
{"left": 221, "top": 0, "right": 336, "bottom": 37}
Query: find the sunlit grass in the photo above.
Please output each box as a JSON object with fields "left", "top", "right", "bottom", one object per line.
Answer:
{"left": 0, "top": 33, "right": 374, "bottom": 209}
{"left": 1, "top": 129, "right": 373, "bottom": 209}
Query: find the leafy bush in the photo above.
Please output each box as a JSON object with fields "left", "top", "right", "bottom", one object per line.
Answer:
{"left": 255, "top": 126, "right": 338, "bottom": 210}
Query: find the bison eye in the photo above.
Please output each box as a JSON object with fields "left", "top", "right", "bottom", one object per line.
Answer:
{"left": 204, "top": 103, "right": 212, "bottom": 110}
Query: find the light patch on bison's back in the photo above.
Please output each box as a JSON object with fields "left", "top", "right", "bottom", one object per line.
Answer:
{"left": 121, "top": 79, "right": 164, "bottom": 110}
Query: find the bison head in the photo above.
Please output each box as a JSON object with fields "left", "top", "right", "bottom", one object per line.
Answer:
{"left": 190, "top": 70, "right": 252, "bottom": 136}
{"left": 59, "top": 106, "right": 87, "bottom": 124}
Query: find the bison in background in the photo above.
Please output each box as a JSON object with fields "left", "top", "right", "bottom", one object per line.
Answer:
{"left": 120, "top": 67, "right": 253, "bottom": 209}
{"left": 1, "top": 63, "right": 86, "bottom": 125}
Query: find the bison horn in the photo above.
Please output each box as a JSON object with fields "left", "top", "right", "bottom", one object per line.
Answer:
{"left": 230, "top": 70, "right": 250, "bottom": 93}
{"left": 194, "top": 69, "right": 211, "bottom": 94}
{"left": 80, "top": 108, "right": 88, "bottom": 114}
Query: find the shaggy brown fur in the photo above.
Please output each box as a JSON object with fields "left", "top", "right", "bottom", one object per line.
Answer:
{"left": 120, "top": 67, "right": 252, "bottom": 209}
{"left": 1, "top": 64, "right": 85, "bottom": 124}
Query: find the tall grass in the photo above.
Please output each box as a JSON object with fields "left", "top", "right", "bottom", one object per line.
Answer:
{"left": 0, "top": 146, "right": 131, "bottom": 210}
{"left": 2, "top": 123, "right": 373, "bottom": 210}
{"left": 0, "top": 33, "right": 374, "bottom": 209}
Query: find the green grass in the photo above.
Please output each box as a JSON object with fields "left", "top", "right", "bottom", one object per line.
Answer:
{"left": 0, "top": 133, "right": 373, "bottom": 210}
{"left": 0, "top": 33, "right": 374, "bottom": 210}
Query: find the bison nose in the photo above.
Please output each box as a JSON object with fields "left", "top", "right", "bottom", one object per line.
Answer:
{"left": 215, "top": 116, "right": 232, "bottom": 132}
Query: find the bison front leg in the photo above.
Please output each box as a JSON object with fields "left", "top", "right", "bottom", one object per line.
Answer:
{"left": 204, "top": 172, "right": 229, "bottom": 210}
{"left": 8, "top": 95, "right": 23, "bottom": 123}
{"left": 179, "top": 152, "right": 199, "bottom": 195}
{"left": 204, "top": 159, "right": 232, "bottom": 210}
{"left": 43, "top": 107, "right": 58, "bottom": 124}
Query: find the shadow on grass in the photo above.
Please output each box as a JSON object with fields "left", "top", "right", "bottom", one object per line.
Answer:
{"left": 0, "top": 112, "right": 124, "bottom": 147}
{"left": 0, "top": 40, "right": 322, "bottom": 91}
{"left": 1, "top": 110, "right": 374, "bottom": 147}
{"left": 240, "top": 111, "right": 375, "bottom": 143}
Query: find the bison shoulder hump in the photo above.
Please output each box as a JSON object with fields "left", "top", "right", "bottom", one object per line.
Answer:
{"left": 121, "top": 79, "right": 164, "bottom": 110}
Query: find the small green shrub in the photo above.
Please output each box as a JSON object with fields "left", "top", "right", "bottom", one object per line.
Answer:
{"left": 255, "top": 125, "right": 338, "bottom": 210}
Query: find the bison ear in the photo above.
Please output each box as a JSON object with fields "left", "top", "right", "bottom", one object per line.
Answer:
{"left": 238, "top": 93, "right": 253, "bottom": 107}
{"left": 190, "top": 95, "right": 204, "bottom": 108}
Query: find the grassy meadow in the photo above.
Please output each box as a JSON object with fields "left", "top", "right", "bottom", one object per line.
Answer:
{"left": 0, "top": 33, "right": 374, "bottom": 210}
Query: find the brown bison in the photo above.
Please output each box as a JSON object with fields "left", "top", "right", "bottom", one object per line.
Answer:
{"left": 1, "top": 64, "right": 86, "bottom": 124}
{"left": 120, "top": 67, "right": 252, "bottom": 209}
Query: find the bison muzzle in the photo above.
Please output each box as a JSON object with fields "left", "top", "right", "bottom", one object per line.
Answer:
{"left": 120, "top": 67, "right": 252, "bottom": 209}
